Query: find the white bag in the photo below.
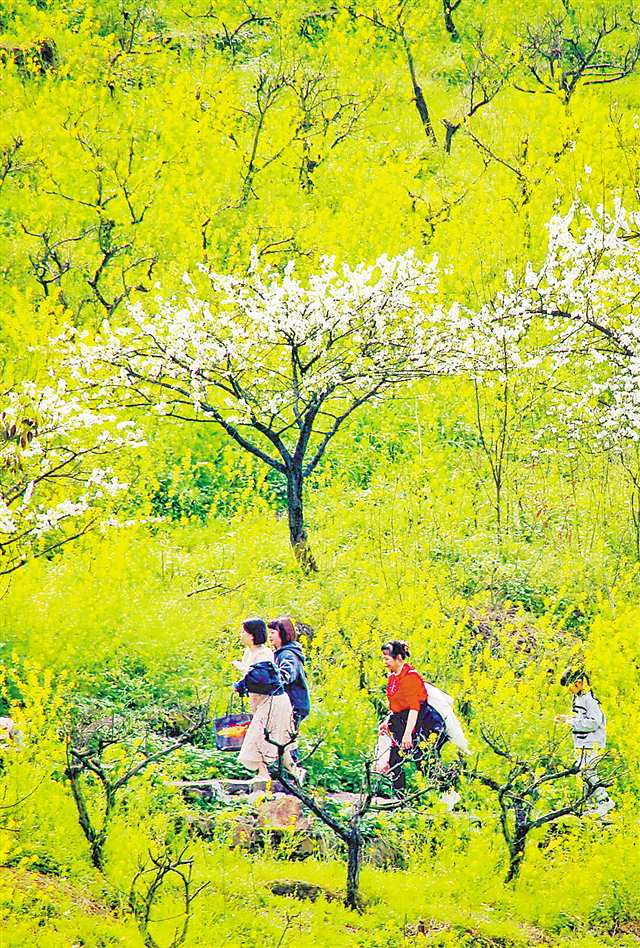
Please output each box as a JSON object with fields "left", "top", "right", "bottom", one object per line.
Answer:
{"left": 372, "top": 729, "right": 393, "bottom": 774}
{"left": 426, "top": 684, "right": 471, "bottom": 755}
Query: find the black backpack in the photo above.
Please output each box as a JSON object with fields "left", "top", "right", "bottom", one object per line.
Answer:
{"left": 419, "top": 701, "right": 446, "bottom": 736}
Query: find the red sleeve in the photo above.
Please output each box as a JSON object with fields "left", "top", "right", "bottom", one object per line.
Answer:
{"left": 404, "top": 672, "right": 427, "bottom": 711}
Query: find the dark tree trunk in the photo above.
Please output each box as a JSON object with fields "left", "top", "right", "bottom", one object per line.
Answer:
{"left": 443, "top": 0, "right": 460, "bottom": 41}
{"left": 443, "top": 119, "right": 460, "bottom": 153}
{"left": 505, "top": 802, "right": 528, "bottom": 882}
{"left": 286, "top": 465, "right": 317, "bottom": 573}
{"left": 66, "top": 765, "right": 111, "bottom": 871}
{"left": 399, "top": 28, "right": 437, "bottom": 145}
{"left": 505, "top": 831, "right": 527, "bottom": 883}
{"left": 345, "top": 827, "right": 363, "bottom": 911}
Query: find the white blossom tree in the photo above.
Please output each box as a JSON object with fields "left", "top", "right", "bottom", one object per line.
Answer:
{"left": 0, "top": 381, "right": 142, "bottom": 577}
{"left": 531, "top": 199, "right": 640, "bottom": 444}
{"left": 492, "top": 200, "right": 640, "bottom": 449}
{"left": 61, "top": 250, "right": 466, "bottom": 570}
{"left": 461, "top": 197, "right": 640, "bottom": 544}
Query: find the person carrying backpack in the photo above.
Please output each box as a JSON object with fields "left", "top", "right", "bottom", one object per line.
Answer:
{"left": 267, "top": 617, "right": 311, "bottom": 732}
{"left": 379, "top": 640, "right": 446, "bottom": 795}
{"left": 424, "top": 681, "right": 470, "bottom": 756}
{"left": 232, "top": 618, "right": 302, "bottom": 785}
{"left": 555, "top": 668, "right": 615, "bottom": 819}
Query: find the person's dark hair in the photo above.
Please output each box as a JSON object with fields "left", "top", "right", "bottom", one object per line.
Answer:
{"left": 560, "top": 667, "right": 590, "bottom": 687}
{"left": 267, "top": 616, "right": 296, "bottom": 646}
{"left": 381, "top": 640, "right": 410, "bottom": 659}
{"left": 242, "top": 618, "right": 267, "bottom": 645}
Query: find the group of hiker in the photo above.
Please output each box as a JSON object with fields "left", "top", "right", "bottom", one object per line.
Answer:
{"left": 230, "top": 618, "right": 614, "bottom": 819}
{"left": 231, "top": 617, "right": 310, "bottom": 785}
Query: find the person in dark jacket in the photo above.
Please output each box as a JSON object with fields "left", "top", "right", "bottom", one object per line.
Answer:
{"left": 267, "top": 617, "right": 311, "bottom": 729}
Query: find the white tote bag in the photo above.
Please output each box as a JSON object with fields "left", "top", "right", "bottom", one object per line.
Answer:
{"left": 372, "top": 729, "right": 393, "bottom": 774}
{"left": 426, "top": 684, "right": 471, "bottom": 755}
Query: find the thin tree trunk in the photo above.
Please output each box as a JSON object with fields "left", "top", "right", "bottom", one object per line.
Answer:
{"left": 495, "top": 474, "right": 502, "bottom": 543}
{"left": 442, "top": 0, "right": 460, "bottom": 41}
{"left": 345, "top": 827, "right": 363, "bottom": 911}
{"left": 505, "top": 832, "right": 526, "bottom": 883}
{"left": 66, "top": 765, "right": 112, "bottom": 871}
{"left": 399, "top": 27, "right": 437, "bottom": 145}
{"left": 631, "top": 478, "right": 640, "bottom": 560}
{"left": 286, "top": 465, "right": 317, "bottom": 573}
{"left": 505, "top": 801, "right": 528, "bottom": 882}
{"left": 67, "top": 769, "right": 103, "bottom": 869}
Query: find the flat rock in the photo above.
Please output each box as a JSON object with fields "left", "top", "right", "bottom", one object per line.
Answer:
{"left": 268, "top": 880, "right": 340, "bottom": 902}
{"left": 325, "top": 791, "right": 389, "bottom": 808}
{"left": 173, "top": 777, "right": 288, "bottom": 798}
{"left": 173, "top": 780, "right": 390, "bottom": 810}
{"left": 257, "top": 795, "right": 313, "bottom": 831}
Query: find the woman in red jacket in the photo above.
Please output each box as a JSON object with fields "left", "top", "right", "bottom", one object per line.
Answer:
{"left": 380, "top": 640, "right": 445, "bottom": 794}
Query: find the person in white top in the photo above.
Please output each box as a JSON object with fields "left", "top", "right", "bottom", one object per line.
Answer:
{"left": 232, "top": 619, "right": 274, "bottom": 714}
{"left": 556, "top": 668, "right": 614, "bottom": 819}
{"left": 233, "top": 632, "right": 274, "bottom": 675}
{"left": 232, "top": 618, "right": 298, "bottom": 784}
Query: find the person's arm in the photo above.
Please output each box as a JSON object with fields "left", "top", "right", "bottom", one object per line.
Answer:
{"left": 277, "top": 652, "right": 298, "bottom": 686}
{"left": 569, "top": 696, "right": 602, "bottom": 733}
{"left": 233, "top": 677, "right": 248, "bottom": 696}
{"left": 402, "top": 709, "right": 418, "bottom": 749}
{"left": 232, "top": 648, "right": 250, "bottom": 673}
{"left": 233, "top": 666, "right": 251, "bottom": 696}
{"left": 399, "top": 671, "right": 425, "bottom": 749}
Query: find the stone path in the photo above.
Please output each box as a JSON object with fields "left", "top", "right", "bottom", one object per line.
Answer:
{"left": 172, "top": 778, "right": 389, "bottom": 809}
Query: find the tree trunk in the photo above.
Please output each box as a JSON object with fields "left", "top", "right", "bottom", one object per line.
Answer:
{"left": 399, "top": 28, "right": 437, "bottom": 145}
{"left": 91, "top": 829, "right": 108, "bottom": 872}
{"left": 66, "top": 765, "right": 111, "bottom": 871}
{"left": 631, "top": 477, "right": 640, "bottom": 560}
{"left": 443, "top": 0, "right": 459, "bottom": 41}
{"left": 345, "top": 827, "right": 363, "bottom": 911}
{"left": 505, "top": 802, "right": 528, "bottom": 883}
{"left": 67, "top": 769, "right": 101, "bottom": 869}
{"left": 286, "top": 465, "right": 318, "bottom": 573}
{"left": 505, "top": 831, "right": 526, "bottom": 883}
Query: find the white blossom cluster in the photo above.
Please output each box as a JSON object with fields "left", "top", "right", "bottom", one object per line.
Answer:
{"left": 470, "top": 200, "right": 640, "bottom": 447}
{"left": 60, "top": 251, "right": 469, "bottom": 472}
{"left": 31, "top": 199, "right": 640, "bottom": 558}
{"left": 539, "top": 202, "right": 640, "bottom": 445}
{"left": 0, "top": 380, "right": 144, "bottom": 575}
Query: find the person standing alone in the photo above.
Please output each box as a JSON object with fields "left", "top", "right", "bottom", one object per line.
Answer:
{"left": 555, "top": 668, "right": 615, "bottom": 819}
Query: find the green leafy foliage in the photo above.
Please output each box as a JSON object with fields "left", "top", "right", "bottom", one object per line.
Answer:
{"left": 3, "top": 0, "right": 640, "bottom": 942}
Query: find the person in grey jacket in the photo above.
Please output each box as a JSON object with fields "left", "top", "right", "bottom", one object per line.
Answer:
{"left": 267, "top": 617, "right": 311, "bottom": 771}
{"left": 556, "top": 668, "right": 614, "bottom": 819}
{"left": 267, "top": 617, "right": 311, "bottom": 728}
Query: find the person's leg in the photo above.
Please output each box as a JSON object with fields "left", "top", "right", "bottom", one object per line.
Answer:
{"left": 289, "top": 709, "right": 300, "bottom": 764}
{"left": 239, "top": 707, "right": 268, "bottom": 778}
{"left": 388, "top": 711, "right": 408, "bottom": 795}
{"left": 580, "top": 748, "right": 614, "bottom": 816}
{"left": 388, "top": 744, "right": 405, "bottom": 793}
{"left": 434, "top": 730, "right": 449, "bottom": 755}
{"left": 413, "top": 704, "right": 441, "bottom": 778}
